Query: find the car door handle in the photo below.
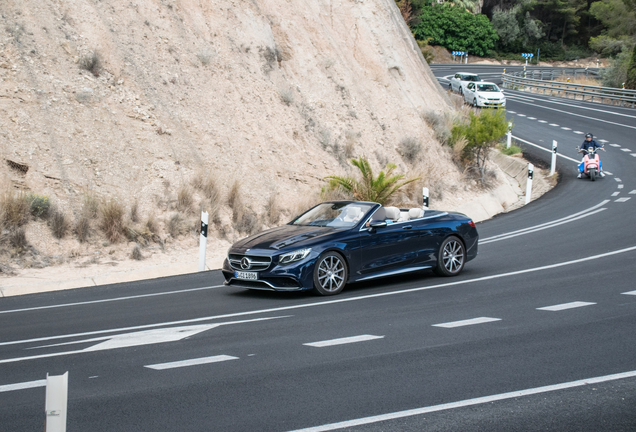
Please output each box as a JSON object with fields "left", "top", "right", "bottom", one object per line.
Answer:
{"left": 402, "top": 225, "right": 412, "bottom": 230}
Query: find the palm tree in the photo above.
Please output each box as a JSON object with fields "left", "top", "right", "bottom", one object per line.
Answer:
{"left": 325, "top": 156, "right": 420, "bottom": 205}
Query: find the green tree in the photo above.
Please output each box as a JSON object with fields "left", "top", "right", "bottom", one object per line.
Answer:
{"left": 451, "top": 109, "right": 509, "bottom": 180}
{"left": 625, "top": 44, "right": 636, "bottom": 89}
{"left": 589, "top": 0, "right": 636, "bottom": 55}
{"left": 492, "top": 7, "right": 520, "bottom": 49}
{"left": 325, "top": 157, "right": 419, "bottom": 205}
{"left": 533, "top": 0, "right": 586, "bottom": 47}
{"left": 413, "top": 3, "right": 498, "bottom": 56}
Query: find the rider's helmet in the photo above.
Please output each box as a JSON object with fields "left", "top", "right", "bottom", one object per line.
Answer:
{"left": 585, "top": 133, "right": 593, "bottom": 139}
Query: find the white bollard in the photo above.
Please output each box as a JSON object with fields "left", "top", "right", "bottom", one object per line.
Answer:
{"left": 45, "top": 372, "right": 68, "bottom": 432}
{"left": 422, "top": 187, "right": 429, "bottom": 210}
{"left": 198, "top": 211, "right": 209, "bottom": 272}
{"left": 525, "top": 163, "right": 534, "bottom": 205}
{"left": 550, "top": 140, "right": 557, "bottom": 176}
{"left": 506, "top": 122, "right": 512, "bottom": 149}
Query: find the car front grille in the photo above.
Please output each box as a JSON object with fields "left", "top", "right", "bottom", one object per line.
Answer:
{"left": 228, "top": 254, "right": 272, "bottom": 271}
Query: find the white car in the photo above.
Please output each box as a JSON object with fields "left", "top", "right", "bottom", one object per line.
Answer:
{"left": 449, "top": 72, "right": 482, "bottom": 95}
{"left": 463, "top": 81, "right": 506, "bottom": 108}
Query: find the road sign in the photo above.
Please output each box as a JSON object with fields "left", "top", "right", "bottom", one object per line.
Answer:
{"left": 521, "top": 53, "right": 534, "bottom": 58}
{"left": 452, "top": 51, "right": 465, "bottom": 56}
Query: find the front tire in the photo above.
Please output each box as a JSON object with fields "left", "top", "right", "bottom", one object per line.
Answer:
{"left": 459, "top": 87, "right": 463, "bottom": 95}
{"left": 473, "top": 98, "right": 478, "bottom": 107}
{"left": 313, "top": 252, "right": 348, "bottom": 296}
{"left": 434, "top": 236, "right": 465, "bottom": 277}
{"left": 589, "top": 168, "right": 596, "bottom": 181}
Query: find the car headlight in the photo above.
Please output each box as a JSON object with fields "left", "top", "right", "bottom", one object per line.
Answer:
{"left": 279, "top": 248, "right": 311, "bottom": 265}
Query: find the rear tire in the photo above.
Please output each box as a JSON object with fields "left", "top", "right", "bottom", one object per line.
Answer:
{"left": 459, "top": 87, "right": 463, "bottom": 95}
{"left": 313, "top": 252, "right": 348, "bottom": 296}
{"left": 589, "top": 168, "right": 596, "bottom": 181}
{"left": 434, "top": 236, "right": 465, "bottom": 277}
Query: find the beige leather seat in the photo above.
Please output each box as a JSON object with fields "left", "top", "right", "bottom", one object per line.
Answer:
{"left": 384, "top": 206, "right": 400, "bottom": 222}
{"left": 408, "top": 208, "right": 424, "bottom": 219}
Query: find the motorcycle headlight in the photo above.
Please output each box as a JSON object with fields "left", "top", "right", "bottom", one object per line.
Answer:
{"left": 279, "top": 248, "right": 311, "bottom": 265}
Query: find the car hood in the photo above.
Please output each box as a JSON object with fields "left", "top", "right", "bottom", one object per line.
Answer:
{"left": 477, "top": 91, "right": 504, "bottom": 99}
{"left": 231, "top": 224, "right": 340, "bottom": 252}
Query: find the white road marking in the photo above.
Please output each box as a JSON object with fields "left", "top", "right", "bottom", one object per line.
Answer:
{"left": 145, "top": 355, "right": 238, "bottom": 370}
{"left": 517, "top": 114, "right": 527, "bottom": 117}
{"left": 612, "top": 192, "right": 620, "bottom": 197}
{"left": 304, "top": 335, "right": 384, "bottom": 347}
{"left": 605, "top": 171, "right": 613, "bottom": 175}
{"left": 479, "top": 204, "right": 608, "bottom": 244}
{"left": 549, "top": 123, "right": 559, "bottom": 126}
{"left": 505, "top": 92, "right": 636, "bottom": 120}
{"left": 538, "top": 120, "right": 547, "bottom": 123}
{"left": 631, "top": 154, "right": 636, "bottom": 157}
{"left": 561, "top": 127, "right": 572, "bottom": 130}
{"left": 599, "top": 139, "right": 608, "bottom": 143}
{"left": 507, "top": 110, "right": 516, "bottom": 114}
{"left": 287, "top": 370, "right": 636, "bottom": 432}
{"left": 537, "top": 302, "right": 596, "bottom": 311}
{"left": 511, "top": 135, "right": 580, "bottom": 163}
{"left": 618, "top": 184, "right": 624, "bottom": 189}
{"left": 0, "top": 379, "right": 46, "bottom": 393}
{"left": 433, "top": 317, "right": 501, "bottom": 328}
{"left": 528, "top": 117, "right": 536, "bottom": 120}
{"left": 620, "top": 148, "right": 632, "bottom": 152}
{"left": 573, "top": 131, "right": 584, "bottom": 134}
{"left": 610, "top": 144, "right": 621, "bottom": 147}
{"left": 616, "top": 197, "right": 631, "bottom": 202}
{"left": 5, "top": 246, "right": 636, "bottom": 354}
{"left": 630, "top": 190, "right": 636, "bottom": 194}
{"left": 615, "top": 178, "right": 622, "bottom": 182}
{"left": 0, "top": 317, "right": 286, "bottom": 365}
{"left": 0, "top": 285, "right": 227, "bottom": 315}
{"left": 623, "top": 290, "right": 636, "bottom": 295}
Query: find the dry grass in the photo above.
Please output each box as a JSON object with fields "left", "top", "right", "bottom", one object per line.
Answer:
{"left": 130, "top": 201, "right": 139, "bottom": 223}
{"left": 176, "top": 184, "right": 194, "bottom": 212}
{"left": 192, "top": 173, "right": 222, "bottom": 223}
{"left": 145, "top": 214, "right": 159, "bottom": 235}
{"left": 8, "top": 227, "right": 28, "bottom": 251}
{"left": 79, "top": 51, "right": 101, "bottom": 77}
{"left": 99, "top": 199, "right": 125, "bottom": 243}
{"left": 227, "top": 180, "right": 242, "bottom": 222}
{"left": 399, "top": 137, "right": 422, "bottom": 164}
{"left": 49, "top": 208, "right": 69, "bottom": 239}
{"left": 167, "top": 213, "right": 189, "bottom": 238}
{"left": 0, "top": 190, "right": 30, "bottom": 228}
{"left": 75, "top": 214, "right": 91, "bottom": 243}
{"left": 82, "top": 194, "right": 100, "bottom": 218}
{"left": 264, "top": 193, "right": 281, "bottom": 225}
{"left": 235, "top": 211, "right": 260, "bottom": 235}
{"left": 555, "top": 75, "right": 600, "bottom": 86}
{"left": 131, "top": 244, "right": 144, "bottom": 260}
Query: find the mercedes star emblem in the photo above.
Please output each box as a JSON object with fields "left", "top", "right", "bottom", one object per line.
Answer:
{"left": 240, "top": 257, "right": 251, "bottom": 270}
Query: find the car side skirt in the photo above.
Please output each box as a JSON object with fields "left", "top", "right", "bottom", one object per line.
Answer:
{"left": 354, "top": 265, "right": 433, "bottom": 282}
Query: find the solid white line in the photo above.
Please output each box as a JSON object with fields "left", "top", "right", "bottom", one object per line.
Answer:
{"left": 511, "top": 135, "right": 580, "bottom": 163}
{"left": 145, "top": 355, "right": 238, "bottom": 370}
{"left": 432, "top": 317, "right": 501, "bottom": 328}
{"left": 505, "top": 92, "right": 636, "bottom": 120}
{"left": 287, "top": 370, "right": 636, "bottom": 432}
{"left": 0, "top": 285, "right": 227, "bottom": 315}
{"left": 4, "top": 246, "right": 636, "bottom": 350}
{"left": 479, "top": 208, "right": 607, "bottom": 244}
{"left": 304, "top": 335, "right": 384, "bottom": 347}
{"left": 623, "top": 290, "right": 636, "bottom": 295}
{"left": 537, "top": 301, "right": 596, "bottom": 311}
{"left": 0, "top": 379, "right": 46, "bottom": 393}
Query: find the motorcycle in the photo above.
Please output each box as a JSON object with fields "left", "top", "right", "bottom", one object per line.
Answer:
{"left": 577, "top": 146, "right": 604, "bottom": 181}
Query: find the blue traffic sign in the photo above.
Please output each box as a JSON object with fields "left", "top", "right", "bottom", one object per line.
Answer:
{"left": 452, "top": 51, "right": 466, "bottom": 56}
{"left": 521, "top": 53, "right": 534, "bottom": 58}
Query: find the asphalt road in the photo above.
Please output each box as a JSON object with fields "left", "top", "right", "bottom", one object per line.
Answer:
{"left": 1, "top": 64, "right": 636, "bottom": 431}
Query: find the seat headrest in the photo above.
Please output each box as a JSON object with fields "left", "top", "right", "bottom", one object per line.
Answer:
{"left": 384, "top": 206, "right": 400, "bottom": 221}
{"left": 408, "top": 208, "right": 423, "bottom": 219}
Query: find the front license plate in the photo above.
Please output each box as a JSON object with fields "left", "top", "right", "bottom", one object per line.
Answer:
{"left": 235, "top": 271, "right": 258, "bottom": 280}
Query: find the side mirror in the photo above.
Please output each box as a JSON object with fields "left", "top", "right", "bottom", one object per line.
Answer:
{"left": 369, "top": 221, "right": 388, "bottom": 230}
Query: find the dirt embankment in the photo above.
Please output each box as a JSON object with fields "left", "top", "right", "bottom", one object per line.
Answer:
{"left": 0, "top": 0, "right": 521, "bottom": 288}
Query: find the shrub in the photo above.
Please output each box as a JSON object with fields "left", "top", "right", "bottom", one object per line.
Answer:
{"left": 501, "top": 145, "right": 522, "bottom": 156}
{"left": 176, "top": 185, "right": 194, "bottom": 212}
{"left": 264, "top": 193, "right": 280, "bottom": 225}
{"left": 399, "top": 137, "right": 422, "bottom": 164}
{"left": 145, "top": 215, "right": 158, "bottom": 234}
{"left": 167, "top": 213, "right": 188, "bottom": 238}
{"left": 235, "top": 211, "right": 259, "bottom": 235}
{"left": 422, "top": 110, "right": 452, "bottom": 145}
{"left": 130, "top": 201, "right": 139, "bottom": 223}
{"left": 131, "top": 244, "right": 144, "bottom": 260}
{"left": 99, "top": 199, "right": 125, "bottom": 243}
{"left": 8, "top": 227, "right": 28, "bottom": 251}
{"left": 279, "top": 88, "right": 294, "bottom": 106}
{"left": 49, "top": 209, "right": 69, "bottom": 239}
{"left": 227, "top": 180, "right": 242, "bottom": 222}
{"left": 0, "top": 190, "right": 30, "bottom": 228}
{"left": 27, "top": 194, "right": 51, "bottom": 219}
{"left": 79, "top": 51, "right": 101, "bottom": 77}
{"left": 83, "top": 194, "right": 99, "bottom": 218}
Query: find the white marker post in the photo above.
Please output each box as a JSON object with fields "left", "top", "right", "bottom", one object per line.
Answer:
{"left": 506, "top": 122, "right": 512, "bottom": 149}
{"left": 422, "top": 187, "right": 429, "bottom": 210}
{"left": 525, "top": 163, "right": 534, "bottom": 205}
{"left": 45, "top": 372, "right": 68, "bottom": 432}
{"left": 550, "top": 140, "right": 558, "bottom": 176}
{"left": 198, "top": 211, "right": 208, "bottom": 272}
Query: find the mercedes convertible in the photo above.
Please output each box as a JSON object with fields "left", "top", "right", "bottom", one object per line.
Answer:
{"left": 222, "top": 201, "right": 478, "bottom": 295}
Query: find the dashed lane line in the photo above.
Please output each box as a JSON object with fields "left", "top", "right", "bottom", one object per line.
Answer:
{"left": 538, "top": 120, "right": 547, "bottom": 123}
{"left": 536, "top": 302, "right": 596, "bottom": 311}
{"left": 618, "top": 184, "right": 624, "bottom": 189}
{"left": 616, "top": 197, "right": 631, "bottom": 202}
{"left": 573, "top": 131, "right": 584, "bottom": 134}
{"left": 623, "top": 290, "right": 636, "bottom": 295}
{"left": 615, "top": 178, "right": 622, "bottom": 182}
{"left": 0, "top": 379, "right": 46, "bottom": 393}
{"left": 621, "top": 148, "right": 632, "bottom": 152}
{"left": 630, "top": 190, "right": 636, "bottom": 194}
{"left": 145, "top": 355, "right": 239, "bottom": 370}
{"left": 610, "top": 144, "right": 621, "bottom": 147}
{"left": 288, "top": 370, "right": 636, "bottom": 432}
{"left": 612, "top": 192, "right": 620, "bottom": 197}
{"left": 432, "top": 317, "right": 501, "bottom": 328}
{"left": 549, "top": 123, "right": 559, "bottom": 126}
{"left": 561, "top": 127, "right": 571, "bottom": 130}
{"left": 304, "top": 335, "right": 384, "bottom": 348}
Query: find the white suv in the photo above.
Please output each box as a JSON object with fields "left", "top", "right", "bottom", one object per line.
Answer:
{"left": 463, "top": 81, "right": 506, "bottom": 108}
{"left": 449, "top": 72, "right": 482, "bottom": 95}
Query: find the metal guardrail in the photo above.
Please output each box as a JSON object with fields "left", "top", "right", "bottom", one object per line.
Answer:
{"left": 507, "top": 68, "right": 600, "bottom": 80}
{"left": 502, "top": 73, "right": 636, "bottom": 108}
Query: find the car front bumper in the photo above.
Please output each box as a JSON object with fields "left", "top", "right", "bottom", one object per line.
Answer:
{"left": 222, "top": 255, "right": 316, "bottom": 292}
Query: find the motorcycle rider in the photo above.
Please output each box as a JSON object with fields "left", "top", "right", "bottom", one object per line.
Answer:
{"left": 577, "top": 133, "right": 605, "bottom": 178}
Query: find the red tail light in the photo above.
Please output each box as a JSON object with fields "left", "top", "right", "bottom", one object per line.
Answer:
{"left": 468, "top": 221, "right": 476, "bottom": 227}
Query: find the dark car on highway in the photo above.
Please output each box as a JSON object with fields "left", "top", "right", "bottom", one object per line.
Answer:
{"left": 222, "top": 201, "right": 478, "bottom": 295}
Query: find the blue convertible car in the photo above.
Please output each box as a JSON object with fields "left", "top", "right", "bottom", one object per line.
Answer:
{"left": 222, "top": 201, "right": 478, "bottom": 295}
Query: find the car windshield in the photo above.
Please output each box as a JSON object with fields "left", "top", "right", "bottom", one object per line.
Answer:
{"left": 462, "top": 74, "right": 481, "bottom": 81}
{"left": 476, "top": 84, "right": 499, "bottom": 92}
{"left": 292, "top": 202, "right": 374, "bottom": 227}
